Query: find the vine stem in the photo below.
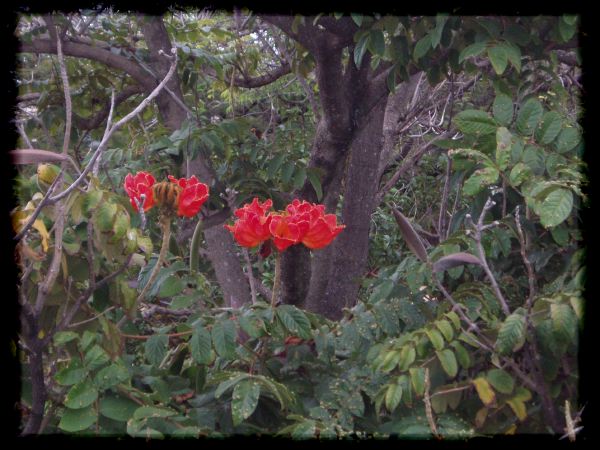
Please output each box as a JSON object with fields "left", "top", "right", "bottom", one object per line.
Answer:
{"left": 139, "top": 215, "right": 171, "bottom": 302}
{"left": 271, "top": 250, "right": 281, "bottom": 309}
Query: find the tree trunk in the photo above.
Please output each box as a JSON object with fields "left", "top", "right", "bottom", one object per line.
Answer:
{"left": 21, "top": 341, "right": 45, "bottom": 435}
{"left": 306, "top": 99, "right": 387, "bottom": 319}
{"left": 140, "top": 17, "right": 251, "bottom": 307}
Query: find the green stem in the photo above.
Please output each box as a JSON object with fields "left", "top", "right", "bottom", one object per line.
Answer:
{"left": 189, "top": 218, "right": 204, "bottom": 275}
{"left": 137, "top": 215, "right": 171, "bottom": 303}
{"left": 271, "top": 250, "right": 281, "bottom": 309}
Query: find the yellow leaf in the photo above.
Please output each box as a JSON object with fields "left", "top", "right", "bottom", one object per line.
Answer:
{"left": 505, "top": 424, "right": 517, "bottom": 435}
{"left": 475, "top": 407, "right": 488, "bottom": 428}
{"left": 507, "top": 398, "right": 527, "bottom": 421}
{"left": 61, "top": 253, "right": 68, "bottom": 281}
{"left": 33, "top": 219, "right": 50, "bottom": 252}
{"left": 38, "top": 329, "right": 45, "bottom": 339}
{"left": 472, "top": 377, "right": 496, "bottom": 406}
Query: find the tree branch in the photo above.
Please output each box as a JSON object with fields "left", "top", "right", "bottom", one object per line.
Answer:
{"left": 72, "top": 84, "right": 144, "bottom": 130}
{"left": 19, "top": 38, "right": 155, "bottom": 91}
{"left": 232, "top": 62, "right": 291, "bottom": 88}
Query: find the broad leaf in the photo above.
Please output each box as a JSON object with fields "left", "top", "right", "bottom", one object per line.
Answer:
{"left": 496, "top": 310, "right": 526, "bottom": 355}
{"left": 455, "top": 110, "right": 498, "bottom": 135}
{"left": 538, "top": 188, "right": 573, "bottom": 228}
{"left": 472, "top": 377, "right": 495, "bottom": 406}
{"left": 212, "top": 319, "right": 237, "bottom": 359}
{"left": 231, "top": 379, "right": 261, "bottom": 426}
{"left": 58, "top": 404, "right": 97, "bottom": 432}
{"left": 516, "top": 99, "right": 543, "bottom": 135}
{"left": 486, "top": 369, "right": 514, "bottom": 394}
{"left": 64, "top": 379, "right": 98, "bottom": 409}
{"left": 144, "top": 334, "right": 168, "bottom": 366}
{"left": 190, "top": 324, "right": 212, "bottom": 364}
{"left": 436, "top": 349, "right": 458, "bottom": 377}
{"left": 487, "top": 45, "right": 508, "bottom": 74}
{"left": 493, "top": 94, "right": 514, "bottom": 126}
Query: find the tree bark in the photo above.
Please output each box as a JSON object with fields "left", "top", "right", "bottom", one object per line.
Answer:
{"left": 21, "top": 340, "right": 45, "bottom": 435}
{"left": 306, "top": 99, "right": 388, "bottom": 319}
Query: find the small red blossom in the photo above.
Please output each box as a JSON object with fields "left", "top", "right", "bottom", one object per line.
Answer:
{"left": 168, "top": 175, "right": 209, "bottom": 217}
{"left": 224, "top": 198, "right": 273, "bottom": 248}
{"left": 124, "top": 171, "right": 155, "bottom": 212}
{"left": 286, "top": 199, "right": 345, "bottom": 249}
{"left": 268, "top": 213, "right": 309, "bottom": 252}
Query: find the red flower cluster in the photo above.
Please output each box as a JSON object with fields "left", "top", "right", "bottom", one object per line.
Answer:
{"left": 225, "top": 198, "right": 345, "bottom": 252}
{"left": 124, "top": 171, "right": 209, "bottom": 217}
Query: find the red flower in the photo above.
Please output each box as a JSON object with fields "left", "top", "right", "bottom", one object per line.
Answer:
{"left": 286, "top": 199, "right": 345, "bottom": 249}
{"left": 269, "top": 213, "right": 309, "bottom": 251}
{"left": 225, "top": 198, "right": 273, "bottom": 247}
{"left": 124, "top": 171, "right": 155, "bottom": 212}
{"left": 167, "top": 175, "right": 209, "bottom": 217}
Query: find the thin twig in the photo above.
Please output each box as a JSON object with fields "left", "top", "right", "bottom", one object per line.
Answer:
{"left": 466, "top": 198, "right": 511, "bottom": 316}
{"left": 49, "top": 48, "right": 178, "bottom": 203}
{"left": 68, "top": 306, "right": 115, "bottom": 328}
{"left": 514, "top": 206, "right": 536, "bottom": 309}
{"left": 424, "top": 368, "right": 441, "bottom": 439}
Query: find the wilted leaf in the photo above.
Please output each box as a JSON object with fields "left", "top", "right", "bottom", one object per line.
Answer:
{"left": 472, "top": 377, "right": 495, "bottom": 406}
{"left": 390, "top": 207, "right": 428, "bottom": 262}
{"left": 433, "top": 252, "right": 482, "bottom": 273}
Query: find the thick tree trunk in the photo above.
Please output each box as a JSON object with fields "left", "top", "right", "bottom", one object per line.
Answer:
{"left": 21, "top": 341, "right": 45, "bottom": 435}
{"left": 140, "top": 16, "right": 251, "bottom": 307}
{"left": 306, "top": 100, "right": 387, "bottom": 319}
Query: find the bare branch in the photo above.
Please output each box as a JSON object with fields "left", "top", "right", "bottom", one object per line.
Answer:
{"left": 49, "top": 48, "right": 178, "bottom": 203}
{"left": 465, "top": 198, "right": 511, "bottom": 316}
{"left": 73, "top": 84, "right": 143, "bottom": 130}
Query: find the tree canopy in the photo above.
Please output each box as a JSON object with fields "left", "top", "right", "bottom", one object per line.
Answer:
{"left": 11, "top": 10, "right": 586, "bottom": 439}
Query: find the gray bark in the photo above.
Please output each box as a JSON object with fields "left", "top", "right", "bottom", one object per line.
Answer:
{"left": 306, "top": 100, "right": 388, "bottom": 319}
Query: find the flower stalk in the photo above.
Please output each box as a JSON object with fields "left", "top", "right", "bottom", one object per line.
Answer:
{"left": 136, "top": 214, "right": 171, "bottom": 304}
{"left": 271, "top": 249, "right": 282, "bottom": 309}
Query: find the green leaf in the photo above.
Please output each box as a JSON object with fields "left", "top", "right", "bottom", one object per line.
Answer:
{"left": 486, "top": 369, "right": 514, "bottom": 394}
{"left": 550, "top": 303, "right": 577, "bottom": 344}
{"left": 215, "top": 373, "right": 251, "bottom": 398}
{"left": 267, "top": 154, "right": 285, "bottom": 179}
{"left": 54, "top": 331, "right": 79, "bottom": 346}
{"left": 133, "top": 406, "right": 177, "bottom": 420}
{"left": 55, "top": 362, "right": 87, "bottom": 386}
{"left": 292, "top": 167, "right": 307, "bottom": 190}
{"left": 503, "top": 42, "right": 522, "bottom": 72}
{"left": 398, "top": 345, "right": 416, "bottom": 371}
{"left": 535, "top": 111, "right": 562, "bottom": 144}
{"left": 83, "top": 345, "right": 110, "bottom": 371}
{"left": 190, "top": 324, "right": 212, "bottom": 365}
{"left": 281, "top": 161, "right": 295, "bottom": 184}
{"left": 112, "top": 208, "right": 130, "bottom": 241}
{"left": 516, "top": 99, "right": 543, "bottom": 135}
{"left": 158, "top": 276, "right": 185, "bottom": 297}
{"left": 99, "top": 395, "right": 139, "bottom": 422}
{"left": 239, "top": 314, "right": 266, "bottom": 339}
{"left": 495, "top": 127, "right": 512, "bottom": 170}
{"left": 463, "top": 166, "right": 499, "bottom": 196}
{"left": 454, "top": 110, "right": 498, "bottom": 135}
{"left": 64, "top": 379, "right": 98, "bottom": 409}
{"left": 94, "top": 363, "right": 129, "bottom": 390}
{"left": 413, "top": 34, "right": 432, "bottom": 60}
{"left": 431, "top": 15, "right": 448, "bottom": 48}
{"left": 554, "top": 127, "right": 581, "bottom": 153}
{"left": 509, "top": 162, "right": 532, "bottom": 187}
{"left": 212, "top": 319, "right": 237, "bottom": 359}
{"left": 144, "top": 334, "right": 168, "bottom": 366}
{"left": 95, "top": 202, "right": 117, "bottom": 232}
{"left": 58, "top": 404, "right": 97, "bottom": 432}
{"left": 435, "top": 320, "right": 454, "bottom": 342}
{"left": 351, "top": 13, "right": 363, "bottom": 27}
{"left": 436, "top": 349, "right": 458, "bottom": 377}
{"left": 377, "top": 349, "right": 400, "bottom": 373}
{"left": 487, "top": 45, "right": 508, "bottom": 75}
{"left": 354, "top": 33, "right": 370, "bottom": 67}
{"left": 231, "top": 379, "right": 261, "bottom": 426}
{"left": 276, "top": 305, "right": 312, "bottom": 339}
{"left": 522, "top": 145, "right": 546, "bottom": 175}
{"left": 450, "top": 341, "right": 472, "bottom": 369}
{"left": 425, "top": 328, "right": 445, "bottom": 351}
{"left": 492, "top": 94, "right": 514, "bottom": 126}
{"left": 409, "top": 367, "right": 426, "bottom": 396}
{"left": 385, "top": 382, "right": 403, "bottom": 412}
{"left": 558, "top": 17, "right": 576, "bottom": 42}
{"left": 539, "top": 188, "right": 573, "bottom": 228}
{"left": 306, "top": 170, "right": 323, "bottom": 201}
{"left": 368, "top": 30, "right": 386, "bottom": 57}
{"left": 458, "top": 41, "right": 488, "bottom": 63}
{"left": 83, "top": 190, "right": 103, "bottom": 214}
{"left": 496, "top": 310, "right": 526, "bottom": 355}
{"left": 472, "top": 377, "right": 495, "bottom": 406}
